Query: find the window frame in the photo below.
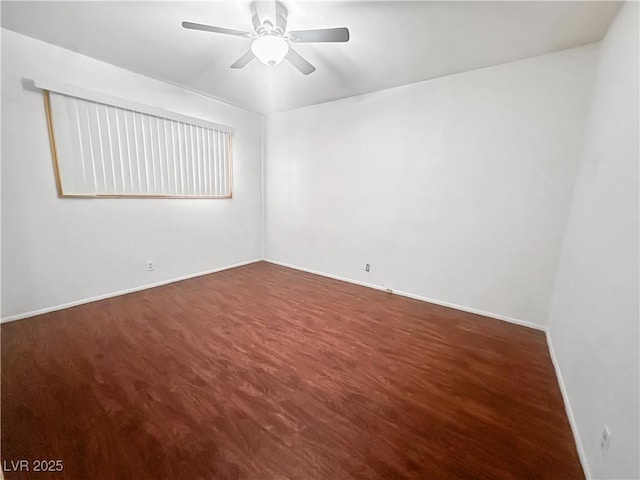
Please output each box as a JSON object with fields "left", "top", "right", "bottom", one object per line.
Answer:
{"left": 38, "top": 78, "right": 234, "bottom": 199}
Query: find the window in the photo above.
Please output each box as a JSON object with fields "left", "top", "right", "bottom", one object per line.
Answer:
{"left": 38, "top": 79, "right": 233, "bottom": 198}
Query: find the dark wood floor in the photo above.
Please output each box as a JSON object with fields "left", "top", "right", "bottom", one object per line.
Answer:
{"left": 2, "top": 261, "right": 583, "bottom": 480}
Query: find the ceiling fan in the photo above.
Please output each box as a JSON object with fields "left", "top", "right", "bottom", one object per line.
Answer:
{"left": 182, "top": 1, "right": 350, "bottom": 75}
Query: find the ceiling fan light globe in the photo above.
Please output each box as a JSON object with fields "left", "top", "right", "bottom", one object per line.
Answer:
{"left": 251, "top": 35, "right": 289, "bottom": 66}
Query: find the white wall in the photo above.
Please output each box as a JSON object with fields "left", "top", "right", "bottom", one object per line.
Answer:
{"left": 265, "top": 44, "right": 598, "bottom": 328}
{"left": 547, "top": 3, "right": 639, "bottom": 479}
{"left": 1, "top": 29, "right": 263, "bottom": 320}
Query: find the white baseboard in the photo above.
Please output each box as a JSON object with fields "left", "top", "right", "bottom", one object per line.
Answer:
{"left": 0, "top": 258, "right": 262, "bottom": 323}
{"left": 546, "top": 332, "right": 590, "bottom": 480}
{"left": 264, "top": 258, "right": 546, "bottom": 332}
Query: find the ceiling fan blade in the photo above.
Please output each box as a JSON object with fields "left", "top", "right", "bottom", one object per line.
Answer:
{"left": 250, "top": 2, "right": 262, "bottom": 32}
{"left": 275, "top": 0, "right": 288, "bottom": 33}
{"left": 182, "top": 21, "right": 253, "bottom": 38}
{"left": 230, "top": 50, "right": 256, "bottom": 69}
{"left": 286, "top": 48, "right": 316, "bottom": 75}
{"left": 288, "top": 27, "right": 349, "bottom": 43}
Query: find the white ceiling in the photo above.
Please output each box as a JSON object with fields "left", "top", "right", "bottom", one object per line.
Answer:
{"left": 1, "top": 1, "right": 621, "bottom": 114}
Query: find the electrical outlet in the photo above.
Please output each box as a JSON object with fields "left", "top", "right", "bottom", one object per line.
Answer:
{"left": 365, "top": 263, "right": 370, "bottom": 272}
{"left": 146, "top": 261, "right": 154, "bottom": 272}
{"left": 600, "top": 424, "right": 611, "bottom": 456}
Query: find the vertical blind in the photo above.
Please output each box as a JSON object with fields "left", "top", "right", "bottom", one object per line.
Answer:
{"left": 42, "top": 85, "right": 233, "bottom": 198}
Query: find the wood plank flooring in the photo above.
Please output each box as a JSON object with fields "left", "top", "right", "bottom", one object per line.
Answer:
{"left": 1, "top": 261, "right": 583, "bottom": 479}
